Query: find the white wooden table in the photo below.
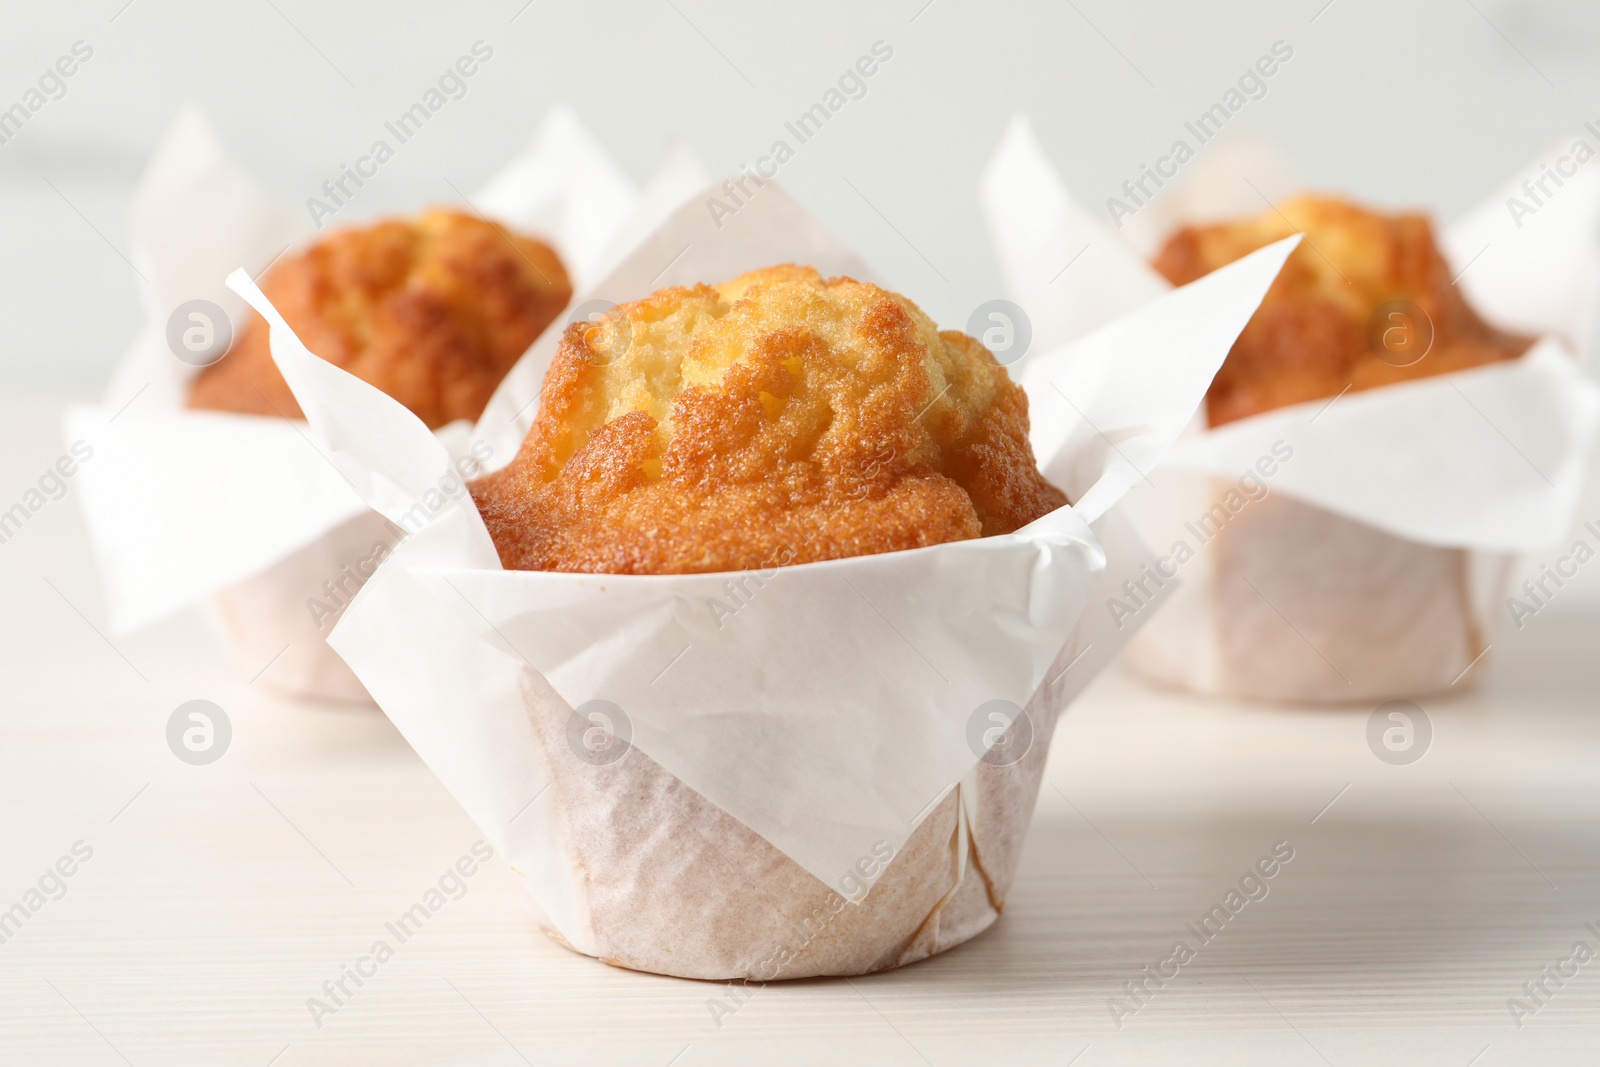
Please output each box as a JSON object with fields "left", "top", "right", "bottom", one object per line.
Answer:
{"left": 3, "top": 396, "right": 1598, "bottom": 1065}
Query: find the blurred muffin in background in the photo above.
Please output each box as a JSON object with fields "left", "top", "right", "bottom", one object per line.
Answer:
{"left": 1125, "top": 195, "right": 1541, "bottom": 704}
{"left": 189, "top": 209, "right": 571, "bottom": 428}
{"left": 1154, "top": 195, "right": 1533, "bottom": 427}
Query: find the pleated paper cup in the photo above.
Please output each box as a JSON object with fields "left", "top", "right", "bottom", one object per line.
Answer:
{"left": 501, "top": 631, "right": 1084, "bottom": 979}
{"left": 1122, "top": 479, "right": 1510, "bottom": 703}
{"left": 208, "top": 511, "right": 402, "bottom": 703}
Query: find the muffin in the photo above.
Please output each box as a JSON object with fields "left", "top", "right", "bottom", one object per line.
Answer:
{"left": 192, "top": 210, "right": 570, "bottom": 702}
{"left": 189, "top": 209, "right": 571, "bottom": 427}
{"left": 473, "top": 264, "right": 1067, "bottom": 573}
{"left": 460, "top": 265, "right": 1073, "bottom": 977}
{"left": 1127, "top": 196, "right": 1533, "bottom": 702}
{"left": 1153, "top": 196, "right": 1534, "bottom": 426}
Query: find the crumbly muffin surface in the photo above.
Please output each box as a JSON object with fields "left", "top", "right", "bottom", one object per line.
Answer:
{"left": 189, "top": 209, "right": 571, "bottom": 428}
{"left": 472, "top": 265, "right": 1067, "bottom": 574}
{"left": 1153, "top": 196, "right": 1533, "bottom": 426}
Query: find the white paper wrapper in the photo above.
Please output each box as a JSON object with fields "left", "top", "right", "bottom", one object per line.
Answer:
{"left": 65, "top": 105, "right": 703, "bottom": 700}
{"left": 982, "top": 116, "right": 1600, "bottom": 702}
{"left": 222, "top": 180, "right": 1295, "bottom": 976}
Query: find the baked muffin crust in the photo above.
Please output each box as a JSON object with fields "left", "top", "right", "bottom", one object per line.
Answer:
{"left": 189, "top": 209, "right": 571, "bottom": 428}
{"left": 472, "top": 265, "right": 1067, "bottom": 574}
{"left": 1153, "top": 196, "right": 1533, "bottom": 426}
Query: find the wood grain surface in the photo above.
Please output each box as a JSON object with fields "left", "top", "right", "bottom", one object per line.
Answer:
{"left": 3, "top": 398, "right": 1597, "bottom": 1065}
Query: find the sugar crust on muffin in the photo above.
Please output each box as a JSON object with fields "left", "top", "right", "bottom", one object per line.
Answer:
{"left": 189, "top": 209, "right": 571, "bottom": 428}
{"left": 1153, "top": 195, "right": 1533, "bottom": 426}
{"left": 471, "top": 265, "right": 1067, "bottom": 574}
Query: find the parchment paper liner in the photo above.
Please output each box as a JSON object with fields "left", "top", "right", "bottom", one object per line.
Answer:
{"left": 505, "top": 626, "right": 1086, "bottom": 979}
{"left": 1120, "top": 473, "right": 1513, "bottom": 703}
{"left": 209, "top": 511, "right": 401, "bottom": 703}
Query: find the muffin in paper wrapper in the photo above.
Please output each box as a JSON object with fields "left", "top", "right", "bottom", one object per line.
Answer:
{"left": 983, "top": 117, "right": 1600, "bottom": 703}
{"left": 64, "top": 105, "right": 707, "bottom": 702}
{"left": 223, "top": 183, "right": 1294, "bottom": 977}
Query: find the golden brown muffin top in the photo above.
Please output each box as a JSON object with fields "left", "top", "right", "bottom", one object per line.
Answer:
{"left": 188, "top": 209, "right": 571, "bottom": 429}
{"left": 1153, "top": 195, "right": 1533, "bottom": 427}
{"left": 471, "top": 265, "right": 1067, "bottom": 574}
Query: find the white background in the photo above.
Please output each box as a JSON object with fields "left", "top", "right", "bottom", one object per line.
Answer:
{"left": 2, "top": 0, "right": 1599, "bottom": 393}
